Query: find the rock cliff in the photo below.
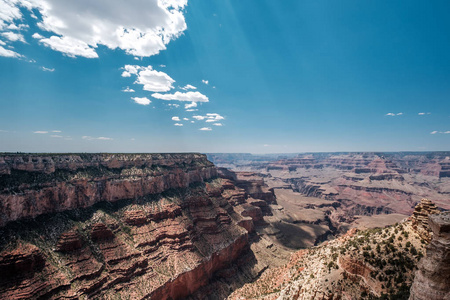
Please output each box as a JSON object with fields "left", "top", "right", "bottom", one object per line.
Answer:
{"left": 0, "top": 153, "right": 253, "bottom": 299}
{"left": 0, "top": 153, "right": 217, "bottom": 227}
{"left": 409, "top": 212, "right": 450, "bottom": 300}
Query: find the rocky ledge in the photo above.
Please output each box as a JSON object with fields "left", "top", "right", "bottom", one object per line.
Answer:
{"left": 409, "top": 212, "right": 450, "bottom": 300}
{"left": 0, "top": 153, "right": 217, "bottom": 227}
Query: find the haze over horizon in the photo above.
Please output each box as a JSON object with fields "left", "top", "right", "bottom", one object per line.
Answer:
{"left": 1, "top": 0, "right": 449, "bottom": 153}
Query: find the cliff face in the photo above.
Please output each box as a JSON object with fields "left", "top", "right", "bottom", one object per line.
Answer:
{"left": 0, "top": 153, "right": 217, "bottom": 227}
{"left": 0, "top": 153, "right": 252, "bottom": 300}
{"left": 409, "top": 212, "right": 450, "bottom": 300}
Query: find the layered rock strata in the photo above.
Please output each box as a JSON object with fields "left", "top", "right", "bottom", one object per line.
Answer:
{"left": 411, "top": 198, "right": 441, "bottom": 242}
{"left": 0, "top": 153, "right": 252, "bottom": 299}
{"left": 409, "top": 212, "right": 450, "bottom": 300}
{"left": 0, "top": 153, "right": 217, "bottom": 226}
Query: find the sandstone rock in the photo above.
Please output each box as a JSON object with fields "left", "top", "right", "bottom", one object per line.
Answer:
{"left": 409, "top": 212, "right": 450, "bottom": 300}
{"left": 411, "top": 198, "right": 440, "bottom": 242}
{"left": 55, "top": 229, "right": 83, "bottom": 252}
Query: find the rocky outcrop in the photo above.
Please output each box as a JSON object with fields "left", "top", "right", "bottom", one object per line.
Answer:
{"left": 409, "top": 212, "right": 450, "bottom": 300}
{"left": 411, "top": 198, "right": 441, "bottom": 242}
{"left": 0, "top": 153, "right": 216, "bottom": 227}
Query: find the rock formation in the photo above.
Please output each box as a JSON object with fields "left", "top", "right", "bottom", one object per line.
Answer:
{"left": 409, "top": 212, "right": 450, "bottom": 300}
{"left": 411, "top": 198, "right": 441, "bottom": 242}
{"left": 0, "top": 153, "right": 252, "bottom": 299}
{"left": 0, "top": 153, "right": 216, "bottom": 226}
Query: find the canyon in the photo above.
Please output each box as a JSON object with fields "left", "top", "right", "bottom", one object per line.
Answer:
{"left": 0, "top": 152, "right": 448, "bottom": 299}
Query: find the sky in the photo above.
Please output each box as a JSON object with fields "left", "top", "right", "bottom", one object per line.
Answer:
{"left": 0, "top": 0, "right": 449, "bottom": 153}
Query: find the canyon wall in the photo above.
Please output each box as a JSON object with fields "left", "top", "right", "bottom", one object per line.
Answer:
{"left": 409, "top": 212, "right": 450, "bottom": 300}
{"left": 0, "top": 153, "right": 217, "bottom": 226}
{"left": 0, "top": 153, "right": 254, "bottom": 299}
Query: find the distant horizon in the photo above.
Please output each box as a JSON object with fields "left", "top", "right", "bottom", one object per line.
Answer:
{"left": 1, "top": 150, "right": 449, "bottom": 155}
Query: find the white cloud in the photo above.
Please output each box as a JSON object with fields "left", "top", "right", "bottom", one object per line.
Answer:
{"left": 122, "top": 87, "right": 135, "bottom": 92}
{"left": 50, "top": 135, "right": 63, "bottom": 138}
{"left": 122, "top": 65, "right": 174, "bottom": 92}
{"left": 192, "top": 115, "right": 205, "bottom": 120}
{"left": 152, "top": 91, "right": 209, "bottom": 102}
{"left": 159, "top": 64, "right": 166, "bottom": 68}
{"left": 183, "top": 118, "right": 189, "bottom": 121}
{"left": 396, "top": 112, "right": 403, "bottom": 116}
{"left": 186, "top": 109, "right": 198, "bottom": 112}
{"left": 33, "top": 131, "right": 48, "bottom": 134}
{"left": 172, "top": 116, "right": 180, "bottom": 121}
{"left": 212, "top": 123, "right": 222, "bottom": 126}
{"left": 431, "top": 130, "right": 450, "bottom": 135}
{"left": 199, "top": 127, "right": 212, "bottom": 131}
{"left": 131, "top": 96, "right": 151, "bottom": 105}
{"left": 385, "top": 112, "right": 403, "bottom": 116}
{"left": 202, "top": 79, "right": 209, "bottom": 85}
{"left": 418, "top": 112, "right": 431, "bottom": 115}
{"left": 180, "top": 84, "right": 197, "bottom": 90}
{"left": 1, "top": 31, "right": 25, "bottom": 42}
{"left": 3, "top": 0, "right": 188, "bottom": 58}
{"left": 168, "top": 103, "right": 179, "bottom": 108}
{"left": 82, "top": 136, "right": 113, "bottom": 140}
{"left": 185, "top": 101, "right": 197, "bottom": 109}
{"left": 0, "top": 45, "right": 22, "bottom": 57}
{"left": 174, "top": 123, "right": 183, "bottom": 126}
{"left": 190, "top": 120, "right": 195, "bottom": 123}
{"left": 52, "top": 130, "right": 61, "bottom": 132}
{"left": 41, "top": 66, "right": 54, "bottom": 72}
{"left": 32, "top": 32, "right": 44, "bottom": 39}
{"left": 39, "top": 36, "right": 99, "bottom": 58}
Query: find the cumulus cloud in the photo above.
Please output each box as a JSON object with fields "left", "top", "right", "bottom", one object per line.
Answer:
{"left": 0, "top": 45, "right": 22, "bottom": 57}
{"left": 183, "top": 118, "right": 189, "bottom": 121}
{"left": 193, "top": 113, "right": 224, "bottom": 122}
{"left": 39, "top": 36, "right": 98, "bottom": 58}
{"left": 180, "top": 84, "right": 196, "bottom": 90}
{"left": 41, "top": 66, "right": 54, "bottom": 72}
{"left": 82, "top": 136, "right": 113, "bottom": 140}
{"left": 202, "top": 79, "right": 209, "bottom": 85}
{"left": 418, "top": 112, "right": 431, "bottom": 115}
{"left": 186, "top": 109, "right": 197, "bottom": 112}
{"left": 385, "top": 112, "right": 403, "bottom": 116}
{"left": 185, "top": 102, "right": 197, "bottom": 109}
{"left": 33, "top": 131, "right": 48, "bottom": 134}
{"left": 32, "top": 32, "right": 44, "bottom": 39}
{"left": 122, "top": 87, "right": 135, "bottom": 92}
{"left": 174, "top": 123, "right": 183, "bottom": 126}
{"left": 1, "top": 0, "right": 188, "bottom": 58}
{"left": 172, "top": 116, "right": 180, "bottom": 121}
{"left": 199, "top": 127, "right": 212, "bottom": 131}
{"left": 1, "top": 31, "right": 25, "bottom": 42}
{"left": 131, "top": 96, "right": 151, "bottom": 105}
{"left": 122, "top": 65, "right": 174, "bottom": 92}
{"left": 152, "top": 91, "right": 209, "bottom": 103}
{"left": 212, "top": 123, "right": 222, "bottom": 126}
{"left": 167, "top": 103, "right": 179, "bottom": 108}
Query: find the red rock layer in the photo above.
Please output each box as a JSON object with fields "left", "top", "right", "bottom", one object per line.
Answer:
{"left": 0, "top": 177, "right": 251, "bottom": 299}
{"left": 0, "top": 153, "right": 216, "bottom": 227}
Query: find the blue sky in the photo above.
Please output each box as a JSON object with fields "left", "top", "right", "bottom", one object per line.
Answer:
{"left": 0, "top": 0, "right": 449, "bottom": 153}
